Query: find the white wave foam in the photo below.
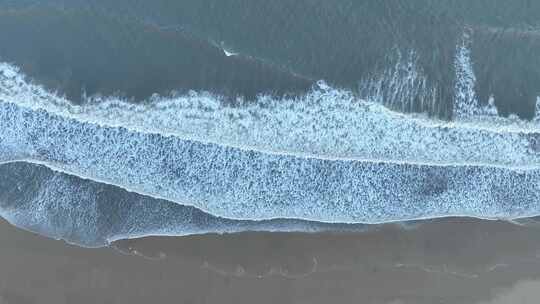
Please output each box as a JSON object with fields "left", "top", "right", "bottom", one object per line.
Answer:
{"left": 536, "top": 96, "right": 540, "bottom": 122}
{"left": 454, "top": 32, "right": 499, "bottom": 119}
{"left": 1, "top": 62, "right": 539, "bottom": 169}
{"left": 359, "top": 49, "right": 437, "bottom": 113}
{"left": 0, "top": 162, "right": 364, "bottom": 247}
{"left": 0, "top": 61, "right": 539, "bottom": 223}
{"left": 1, "top": 170, "right": 101, "bottom": 244}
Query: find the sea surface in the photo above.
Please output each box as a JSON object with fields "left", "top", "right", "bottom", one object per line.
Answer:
{"left": 0, "top": 1, "right": 540, "bottom": 248}
{"left": 3, "top": 2, "right": 540, "bottom": 303}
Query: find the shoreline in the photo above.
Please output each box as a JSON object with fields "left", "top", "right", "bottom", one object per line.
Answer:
{"left": 2, "top": 217, "right": 540, "bottom": 303}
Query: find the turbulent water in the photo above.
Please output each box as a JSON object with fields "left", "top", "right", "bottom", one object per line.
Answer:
{"left": 0, "top": 1, "right": 540, "bottom": 247}
{"left": 0, "top": 162, "right": 368, "bottom": 247}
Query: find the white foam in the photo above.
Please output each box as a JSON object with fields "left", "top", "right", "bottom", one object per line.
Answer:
{"left": 0, "top": 61, "right": 540, "bottom": 223}
{"left": 223, "top": 48, "right": 238, "bottom": 57}
{"left": 0, "top": 162, "right": 366, "bottom": 247}
{"left": 1, "top": 62, "right": 539, "bottom": 169}
{"left": 534, "top": 96, "right": 540, "bottom": 123}
{"left": 454, "top": 33, "right": 501, "bottom": 118}
{"left": 359, "top": 49, "right": 437, "bottom": 113}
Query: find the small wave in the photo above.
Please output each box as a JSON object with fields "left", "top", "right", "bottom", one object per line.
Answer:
{"left": 0, "top": 162, "right": 367, "bottom": 247}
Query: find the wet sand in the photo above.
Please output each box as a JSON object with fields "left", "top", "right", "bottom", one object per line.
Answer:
{"left": 2, "top": 217, "right": 540, "bottom": 304}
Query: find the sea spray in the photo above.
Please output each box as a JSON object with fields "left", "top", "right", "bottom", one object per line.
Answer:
{"left": 454, "top": 32, "right": 499, "bottom": 119}
{"left": 359, "top": 49, "right": 438, "bottom": 114}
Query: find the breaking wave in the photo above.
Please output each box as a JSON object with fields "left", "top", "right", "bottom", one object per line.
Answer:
{"left": 0, "top": 162, "right": 366, "bottom": 247}
{"left": 1, "top": 62, "right": 539, "bottom": 168}
{"left": 0, "top": 52, "right": 539, "bottom": 224}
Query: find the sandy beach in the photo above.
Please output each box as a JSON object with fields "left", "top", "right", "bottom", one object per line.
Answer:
{"left": 1, "top": 217, "right": 540, "bottom": 303}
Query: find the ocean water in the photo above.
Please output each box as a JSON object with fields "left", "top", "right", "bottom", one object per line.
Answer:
{"left": 0, "top": 162, "right": 368, "bottom": 247}
{"left": 0, "top": 1, "right": 539, "bottom": 246}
